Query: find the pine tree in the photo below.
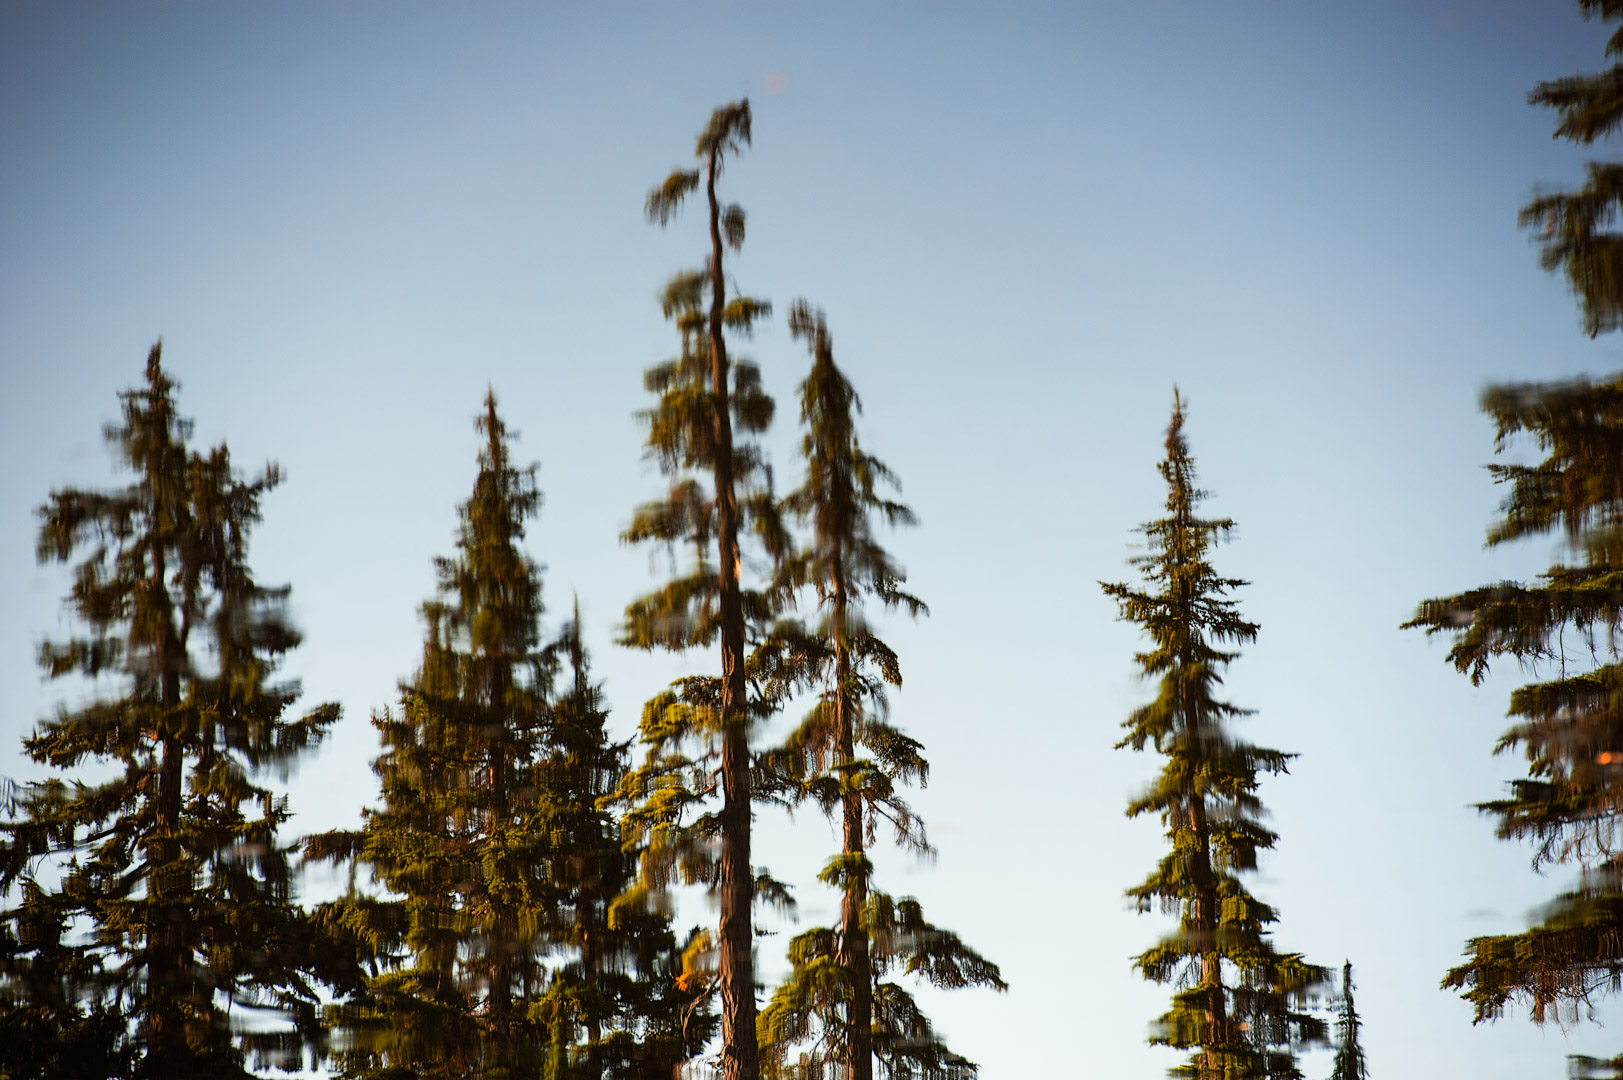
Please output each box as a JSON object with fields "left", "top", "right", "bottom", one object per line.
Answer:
{"left": 757, "top": 302, "right": 1005, "bottom": 1080}
{"left": 1405, "top": 377, "right": 1623, "bottom": 1031}
{"left": 1404, "top": 6, "right": 1623, "bottom": 1061}
{"left": 1102, "top": 393, "right": 1328, "bottom": 1080}
{"left": 622, "top": 99, "right": 780, "bottom": 1080}
{"left": 1520, "top": 0, "right": 1623, "bottom": 337}
{"left": 1327, "top": 962, "right": 1368, "bottom": 1080}
{"left": 527, "top": 608, "right": 716, "bottom": 1080}
{"left": 313, "top": 393, "right": 555, "bottom": 1078}
{"left": 0, "top": 343, "right": 344, "bottom": 1079}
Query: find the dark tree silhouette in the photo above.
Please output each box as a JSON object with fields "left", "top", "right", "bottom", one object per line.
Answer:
{"left": 1328, "top": 962, "right": 1369, "bottom": 1080}
{"left": 0, "top": 344, "right": 343, "bottom": 1079}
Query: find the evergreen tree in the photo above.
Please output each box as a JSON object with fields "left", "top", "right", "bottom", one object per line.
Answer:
{"left": 622, "top": 99, "right": 780, "bottom": 1080}
{"left": 1520, "top": 0, "right": 1623, "bottom": 337}
{"left": 1405, "top": 7, "right": 1623, "bottom": 1065}
{"left": 1327, "top": 962, "right": 1368, "bottom": 1080}
{"left": 1405, "top": 377, "right": 1623, "bottom": 1032}
{"left": 528, "top": 608, "right": 716, "bottom": 1080}
{"left": 313, "top": 393, "right": 555, "bottom": 1078}
{"left": 315, "top": 394, "right": 710, "bottom": 1080}
{"left": 757, "top": 302, "right": 1005, "bottom": 1080}
{"left": 1102, "top": 394, "right": 1327, "bottom": 1080}
{"left": 0, "top": 343, "right": 343, "bottom": 1079}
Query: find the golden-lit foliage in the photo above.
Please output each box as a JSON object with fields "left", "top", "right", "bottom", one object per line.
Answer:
{"left": 759, "top": 304, "right": 1000, "bottom": 1080}
{"left": 1104, "top": 394, "right": 1327, "bottom": 1080}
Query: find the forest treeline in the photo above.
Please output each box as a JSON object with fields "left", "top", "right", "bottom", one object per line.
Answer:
{"left": 9, "top": 2, "right": 1623, "bottom": 1078}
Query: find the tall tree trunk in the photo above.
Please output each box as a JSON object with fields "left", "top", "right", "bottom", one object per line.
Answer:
{"left": 706, "top": 146, "right": 758, "bottom": 1080}
{"left": 582, "top": 921, "right": 602, "bottom": 1077}
{"left": 487, "top": 648, "right": 513, "bottom": 1071}
{"left": 148, "top": 544, "right": 188, "bottom": 1078}
{"left": 833, "top": 571, "right": 874, "bottom": 1080}
{"left": 1189, "top": 796, "right": 1225, "bottom": 1080}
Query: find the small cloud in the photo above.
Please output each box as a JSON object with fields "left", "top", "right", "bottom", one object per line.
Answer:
{"left": 762, "top": 71, "right": 790, "bottom": 95}
{"left": 1464, "top": 907, "right": 1500, "bottom": 920}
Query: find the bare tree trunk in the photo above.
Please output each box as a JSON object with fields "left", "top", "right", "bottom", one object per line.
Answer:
{"left": 706, "top": 145, "right": 758, "bottom": 1080}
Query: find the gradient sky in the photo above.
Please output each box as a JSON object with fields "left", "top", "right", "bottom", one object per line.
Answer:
{"left": 6, "top": 2, "right": 1623, "bottom": 1076}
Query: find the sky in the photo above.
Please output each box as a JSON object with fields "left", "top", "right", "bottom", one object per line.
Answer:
{"left": 5, "top": 1, "right": 1623, "bottom": 1076}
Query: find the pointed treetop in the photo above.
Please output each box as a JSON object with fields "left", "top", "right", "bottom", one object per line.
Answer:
{"left": 645, "top": 99, "right": 753, "bottom": 226}
{"left": 696, "top": 98, "right": 752, "bottom": 161}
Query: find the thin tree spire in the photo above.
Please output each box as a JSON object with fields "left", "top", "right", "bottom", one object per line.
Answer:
{"left": 627, "top": 100, "right": 779, "bottom": 1080}
{"left": 1103, "top": 392, "right": 1327, "bottom": 1080}
{"left": 759, "top": 301, "right": 1003, "bottom": 1080}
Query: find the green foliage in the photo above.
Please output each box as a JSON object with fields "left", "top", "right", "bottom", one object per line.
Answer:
{"left": 759, "top": 893, "right": 1002, "bottom": 1080}
{"left": 615, "top": 244, "right": 787, "bottom": 891}
{"left": 1406, "top": 12, "right": 1623, "bottom": 1072}
{"left": 1521, "top": 1, "right": 1623, "bottom": 335}
{"left": 313, "top": 392, "right": 554, "bottom": 1078}
{"left": 315, "top": 393, "right": 710, "bottom": 1079}
{"left": 758, "top": 303, "right": 1003, "bottom": 1080}
{"left": 1328, "top": 962, "right": 1368, "bottom": 1080}
{"left": 0, "top": 344, "right": 343, "bottom": 1079}
{"left": 621, "top": 100, "right": 784, "bottom": 1080}
{"left": 1103, "top": 393, "right": 1327, "bottom": 1080}
{"left": 526, "top": 611, "right": 716, "bottom": 1080}
{"left": 1405, "top": 361, "right": 1623, "bottom": 1047}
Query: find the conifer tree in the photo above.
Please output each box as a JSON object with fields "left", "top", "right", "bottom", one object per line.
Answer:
{"left": 1404, "top": 6, "right": 1623, "bottom": 1064}
{"left": 1520, "top": 0, "right": 1623, "bottom": 337}
{"left": 1327, "top": 962, "right": 1368, "bottom": 1080}
{"left": 315, "top": 395, "right": 710, "bottom": 1079}
{"left": 757, "top": 302, "right": 1004, "bottom": 1080}
{"left": 527, "top": 608, "right": 716, "bottom": 1080}
{"left": 313, "top": 393, "right": 555, "bottom": 1078}
{"left": 1102, "top": 394, "right": 1327, "bottom": 1080}
{"left": 0, "top": 343, "right": 343, "bottom": 1079}
{"left": 1405, "top": 377, "right": 1623, "bottom": 1032}
{"left": 622, "top": 99, "right": 779, "bottom": 1080}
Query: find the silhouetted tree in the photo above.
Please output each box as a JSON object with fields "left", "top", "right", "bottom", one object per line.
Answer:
{"left": 1328, "top": 962, "right": 1368, "bottom": 1080}
{"left": 622, "top": 99, "right": 780, "bottom": 1080}
{"left": 1102, "top": 393, "right": 1327, "bottom": 1080}
{"left": 758, "top": 302, "right": 1004, "bottom": 1080}
{"left": 0, "top": 344, "right": 343, "bottom": 1079}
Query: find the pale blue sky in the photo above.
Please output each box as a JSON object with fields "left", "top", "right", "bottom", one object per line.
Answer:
{"left": 5, "top": 2, "right": 1623, "bottom": 1076}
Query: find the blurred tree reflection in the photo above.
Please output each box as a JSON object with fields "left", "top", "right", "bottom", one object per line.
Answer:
{"left": 0, "top": 345, "right": 344, "bottom": 1078}
{"left": 1409, "top": 6, "right": 1623, "bottom": 1071}
{"left": 757, "top": 302, "right": 1004, "bottom": 1080}
{"left": 1104, "top": 394, "right": 1327, "bottom": 1080}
